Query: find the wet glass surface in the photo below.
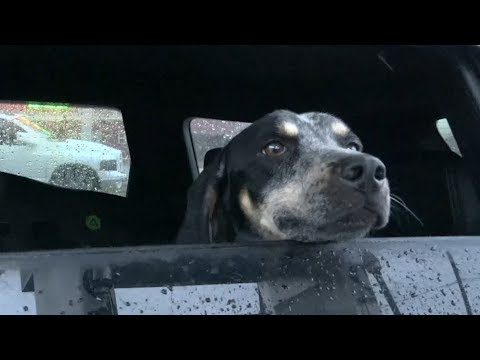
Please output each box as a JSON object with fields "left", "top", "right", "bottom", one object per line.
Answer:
{"left": 1, "top": 237, "right": 479, "bottom": 315}
{"left": 0, "top": 101, "right": 130, "bottom": 197}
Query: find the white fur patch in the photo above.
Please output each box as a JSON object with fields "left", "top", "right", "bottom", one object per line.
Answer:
{"left": 278, "top": 122, "right": 299, "bottom": 137}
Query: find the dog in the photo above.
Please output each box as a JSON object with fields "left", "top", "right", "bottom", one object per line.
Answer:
{"left": 177, "top": 110, "right": 390, "bottom": 244}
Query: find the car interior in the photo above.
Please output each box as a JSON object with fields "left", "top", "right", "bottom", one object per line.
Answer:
{"left": 0, "top": 45, "right": 479, "bottom": 253}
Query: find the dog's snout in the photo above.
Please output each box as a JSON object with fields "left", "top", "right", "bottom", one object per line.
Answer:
{"left": 339, "top": 155, "right": 386, "bottom": 190}
{"left": 374, "top": 163, "right": 386, "bottom": 181}
{"left": 342, "top": 163, "right": 364, "bottom": 182}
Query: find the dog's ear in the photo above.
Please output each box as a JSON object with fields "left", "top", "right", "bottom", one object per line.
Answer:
{"left": 176, "top": 148, "right": 228, "bottom": 244}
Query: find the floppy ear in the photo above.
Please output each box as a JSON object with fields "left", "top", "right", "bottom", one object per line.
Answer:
{"left": 176, "top": 148, "right": 229, "bottom": 244}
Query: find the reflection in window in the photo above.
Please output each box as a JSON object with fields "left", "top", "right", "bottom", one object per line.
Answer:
{"left": 0, "top": 101, "right": 130, "bottom": 197}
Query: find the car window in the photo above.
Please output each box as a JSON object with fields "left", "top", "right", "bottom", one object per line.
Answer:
{"left": 0, "top": 101, "right": 131, "bottom": 197}
{"left": 436, "top": 118, "right": 462, "bottom": 157}
{"left": 189, "top": 118, "right": 250, "bottom": 174}
{"left": 0, "top": 119, "right": 20, "bottom": 145}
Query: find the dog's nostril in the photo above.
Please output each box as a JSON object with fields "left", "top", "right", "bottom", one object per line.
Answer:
{"left": 342, "top": 165, "right": 364, "bottom": 182}
{"left": 374, "top": 165, "right": 386, "bottom": 181}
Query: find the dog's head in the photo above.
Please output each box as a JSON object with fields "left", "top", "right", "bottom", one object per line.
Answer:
{"left": 177, "top": 110, "right": 390, "bottom": 244}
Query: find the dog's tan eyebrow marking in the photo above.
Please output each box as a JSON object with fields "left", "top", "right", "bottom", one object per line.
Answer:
{"left": 277, "top": 122, "right": 299, "bottom": 137}
{"left": 239, "top": 187, "right": 256, "bottom": 218}
{"left": 331, "top": 121, "right": 350, "bottom": 136}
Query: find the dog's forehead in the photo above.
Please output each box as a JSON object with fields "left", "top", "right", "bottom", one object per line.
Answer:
{"left": 267, "top": 110, "right": 352, "bottom": 148}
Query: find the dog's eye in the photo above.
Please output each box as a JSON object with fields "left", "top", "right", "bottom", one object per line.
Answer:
{"left": 262, "top": 142, "right": 286, "bottom": 157}
{"left": 346, "top": 142, "right": 361, "bottom": 151}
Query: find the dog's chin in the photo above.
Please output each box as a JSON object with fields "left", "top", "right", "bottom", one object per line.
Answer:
{"left": 292, "top": 225, "right": 372, "bottom": 243}
{"left": 281, "top": 207, "right": 387, "bottom": 243}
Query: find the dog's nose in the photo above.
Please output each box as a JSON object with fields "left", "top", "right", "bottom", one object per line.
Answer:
{"left": 339, "top": 154, "right": 386, "bottom": 190}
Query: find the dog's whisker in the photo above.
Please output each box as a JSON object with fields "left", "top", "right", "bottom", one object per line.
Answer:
{"left": 390, "top": 193, "right": 407, "bottom": 206}
{"left": 390, "top": 196, "right": 424, "bottom": 227}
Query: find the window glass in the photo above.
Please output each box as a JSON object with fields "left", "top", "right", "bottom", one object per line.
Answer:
{"left": 0, "top": 101, "right": 130, "bottom": 197}
{"left": 189, "top": 118, "right": 250, "bottom": 173}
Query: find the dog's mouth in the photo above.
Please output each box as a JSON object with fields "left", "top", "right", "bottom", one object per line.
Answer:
{"left": 332, "top": 207, "right": 379, "bottom": 229}
{"left": 277, "top": 206, "right": 380, "bottom": 230}
{"left": 362, "top": 206, "right": 384, "bottom": 228}
{"left": 275, "top": 205, "right": 387, "bottom": 242}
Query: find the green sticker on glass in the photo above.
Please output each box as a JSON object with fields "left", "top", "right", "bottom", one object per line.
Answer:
{"left": 86, "top": 215, "right": 101, "bottom": 231}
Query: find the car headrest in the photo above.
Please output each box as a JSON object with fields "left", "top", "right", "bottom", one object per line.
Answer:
{"left": 203, "top": 147, "right": 223, "bottom": 169}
